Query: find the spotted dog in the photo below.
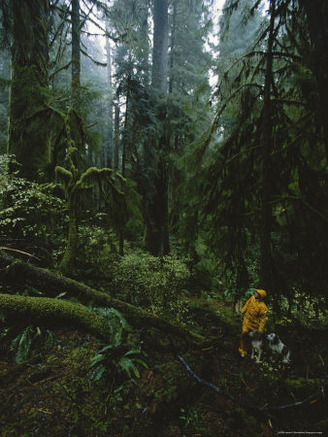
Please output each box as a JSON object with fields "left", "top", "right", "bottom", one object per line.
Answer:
{"left": 247, "top": 331, "right": 264, "bottom": 362}
{"left": 266, "top": 332, "right": 291, "bottom": 364}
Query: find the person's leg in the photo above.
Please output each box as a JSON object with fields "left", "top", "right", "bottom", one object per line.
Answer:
{"left": 238, "top": 331, "right": 248, "bottom": 357}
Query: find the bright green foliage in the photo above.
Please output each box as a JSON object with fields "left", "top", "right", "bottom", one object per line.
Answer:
{"left": 109, "top": 251, "right": 190, "bottom": 309}
{"left": 78, "top": 224, "right": 118, "bottom": 273}
{"left": 0, "top": 154, "right": 66, "bottom": 243}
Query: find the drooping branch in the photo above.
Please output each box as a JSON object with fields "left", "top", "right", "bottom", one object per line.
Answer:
{"left": 80, "top": 48, "right": 107, "bottom": 67}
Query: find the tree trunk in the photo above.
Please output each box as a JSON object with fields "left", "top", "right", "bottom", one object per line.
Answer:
{"left": 168, "top": 0, "right": 177, "bottom": 94}
{"left": 8, "top": 0, "right": 50, "bottom": 181}
{"left": 259, "top": 0, "right": 276, "bottom": 291}
{"left": 71, "top": 0, "right": 81, "bottom": 108}
{"left": 59, "top": 195, "right": 79, "bottom": 275}
{"left": 104, "top": 20, "right": 113, "bottom": 168}
{"left": 144, "top": 0, "right": 170, "bottom": 256}
{"left": 113, "top": 102, "right": 120, "bottom": 171}
{"left": 139, "top": 0, "right": 150, "bottom": 85}
{"left": 122, "top": 75, "right": 131, "bottom": 177}
{"left": 299, "top": 0, "right": 328, "bottom": 159}
{"left": 151, "top": 0, "right": 169, "bottom": 93}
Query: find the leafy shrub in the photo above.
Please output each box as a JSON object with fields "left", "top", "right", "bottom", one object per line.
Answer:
{"left": 109, "top": 250, "right": 190, "bottom": 309}
{"left": 78, "top": 223, "right": 118, "bottom": 274}
{"left": 0, "top": 154, "right": 66, "bottom": 244}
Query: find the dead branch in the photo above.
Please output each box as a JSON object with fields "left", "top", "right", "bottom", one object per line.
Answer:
{"left": 0, "top": 247, "right": 40, "bottom": 260}
{"left": 178, "top": 355, "right": 327, "bottom": 414}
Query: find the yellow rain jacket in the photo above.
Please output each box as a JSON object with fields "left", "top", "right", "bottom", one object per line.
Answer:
{"left": 241, "top": 289, "right": 268, "bottom": 333}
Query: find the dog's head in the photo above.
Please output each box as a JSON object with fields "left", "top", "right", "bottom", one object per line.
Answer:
{"left": 266, "top": 333, "right": 279, "bottom": 344}
{"left": 248, "top": 331, "right": 263, "bottom": 342}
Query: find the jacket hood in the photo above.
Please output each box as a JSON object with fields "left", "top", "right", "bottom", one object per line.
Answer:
{"left": 256, "top": 289, "right": 267, "bottom": 298}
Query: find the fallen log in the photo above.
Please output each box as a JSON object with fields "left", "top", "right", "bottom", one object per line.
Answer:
{"left": 0, "top": 250, "right": 206, "bottom": 346}
{"left": 0, "top": 293, "right": 110, "bottom": 341}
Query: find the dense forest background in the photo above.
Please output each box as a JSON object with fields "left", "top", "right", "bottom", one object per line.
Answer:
{"left": 0, "top": 0, "right": 327, "bottom": 436}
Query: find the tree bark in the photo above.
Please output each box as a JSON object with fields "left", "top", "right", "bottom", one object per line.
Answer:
{"left": 299, "top": 0, "right": 328, "bottom": 159}
{"left": 59, "top": 197, "right": 79, "bottom": 274}
{"left": 104, "top": 20, "right": 113, "bottom": 168}
{"left": 259, "top": 0, "right": 276, "bottom": 291}
{"left": 113, "top": 102, "right": 120, "bottom": 171}
{"left": 151, "top": 0, "right": 169, "bottom": 93}
{"left": 8, "top": 0, "right": 51, "bottom": 180}
{"left": 168, "top": 0, "right": 177, "bottom": 94}
{"left": 71, "top": 0, "right": 81, "bottom": 108}
{"left": 144, "top": 0, "right": 170, "bottom": 256}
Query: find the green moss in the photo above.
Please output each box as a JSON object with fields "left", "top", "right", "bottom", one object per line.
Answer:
{"left": 0, "top": 294, "right": 109, "bottom": 340}
{"left": 63, "top": 346, "right": 94, "bottom": 371}
{"left": 284, "top": 377, "right": 321, "bottom": 390}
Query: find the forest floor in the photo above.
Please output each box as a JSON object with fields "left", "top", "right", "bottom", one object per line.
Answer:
{"left": 0, "top": 291, "right": 328, "bottom": 436}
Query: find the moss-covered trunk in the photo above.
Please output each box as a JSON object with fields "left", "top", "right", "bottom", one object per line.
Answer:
{"left": 0, "top": 293, "right": 110, "bottom": 340}
{"left": 8, "top": 0, "right": 51, "bottom": 181}
{"left": 0, "top": 251, "right": 206, "bottom": 347}
{"left": 59, "top": 198, "right": 79, "bottom": 275}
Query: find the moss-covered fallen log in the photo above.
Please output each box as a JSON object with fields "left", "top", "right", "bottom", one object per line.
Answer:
{"left": 0, "top": 251, "right": 206, "bottom": 346}
{"left": 0, "top": 293, "right": 110, "bottom": 341}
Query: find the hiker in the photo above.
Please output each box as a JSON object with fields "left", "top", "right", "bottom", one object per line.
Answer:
{"left": 238, "top": 289, "right": 268, "bottom": 357}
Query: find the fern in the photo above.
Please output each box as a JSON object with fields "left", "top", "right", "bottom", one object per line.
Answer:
{"left": 118, "top": 357, "right": 140, "bottom": 378}
{"left": 45, "top": 329, "right": 54, "bottom": 349}
{"left": 90, "top": 353, "right": 106, "bottom": 368}
{"left": 118, "top": 352, "right": 148, "bottom": 378}
{"left": 89, "top": 308, "right": 147, "bottom": 381}
{"left": 11, "top": 327, "right": 33, "bottom": 363}
{"left": 10, "top": 326, "right": 54, "bottom": 363}
{"left": 93, "top": 307, "right": 131, "bottom": 347}
{"left": 90, "top": 365, "right": 107, "bottom": 382}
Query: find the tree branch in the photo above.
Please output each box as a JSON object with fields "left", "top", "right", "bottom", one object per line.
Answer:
{"left": 178, "top": 355, "right": 327, "bottom": 414}
{"left": 80, "top": 48, "right": 107, "bottom": 67}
